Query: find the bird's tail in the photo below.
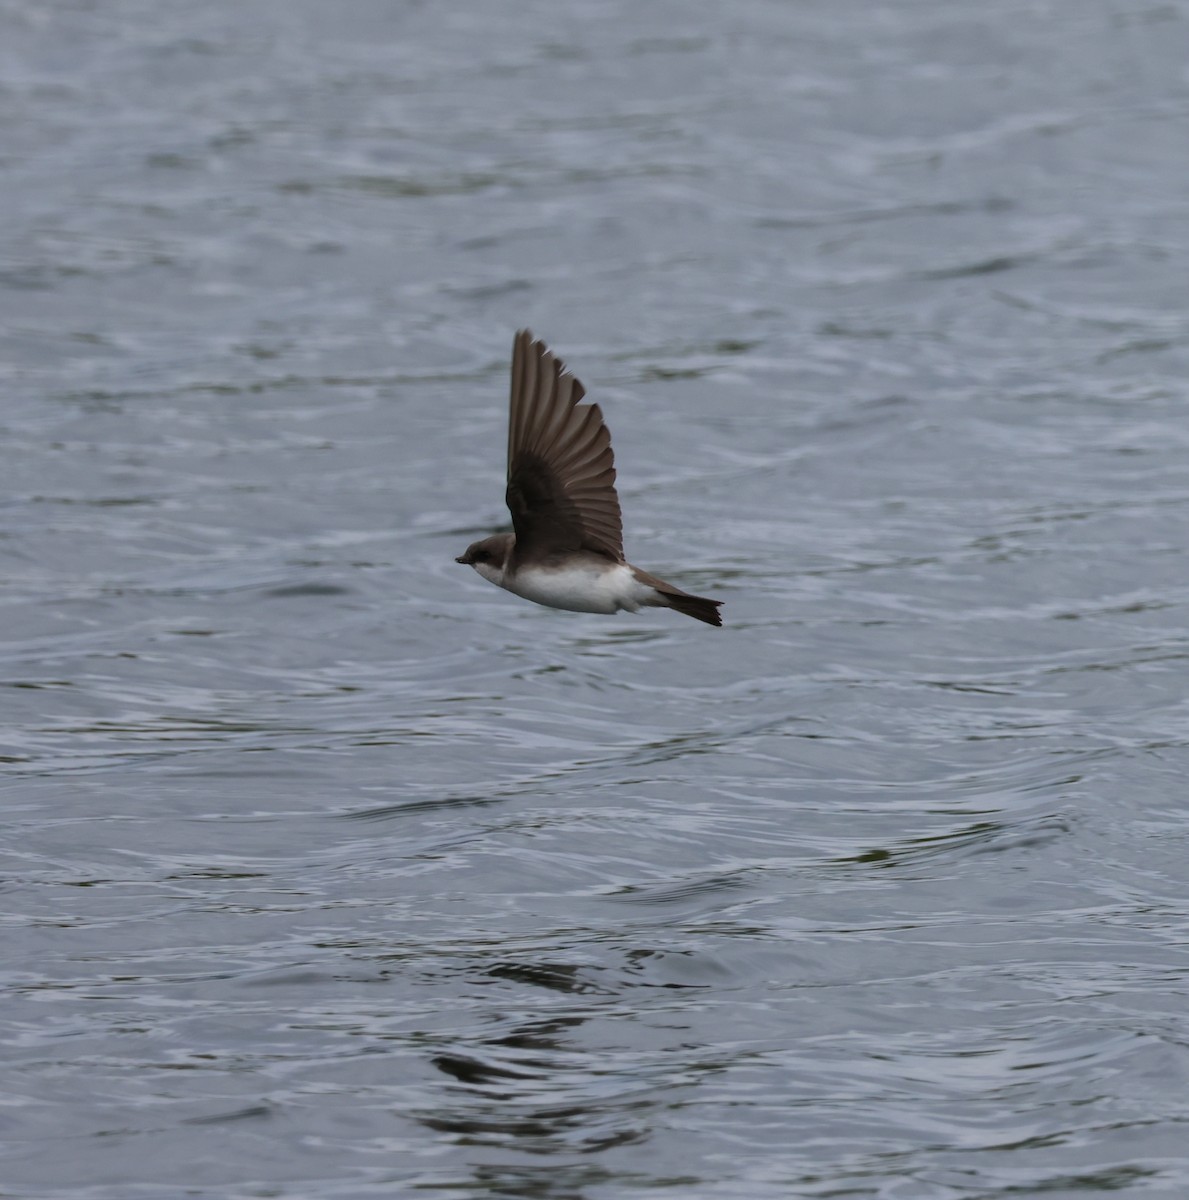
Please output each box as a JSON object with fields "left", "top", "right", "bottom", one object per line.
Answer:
{"left": 633, "top": 568, "right": 723, "bottom": 627}
{"left": 662, "top": 589, "right": 723, "bottom": 626}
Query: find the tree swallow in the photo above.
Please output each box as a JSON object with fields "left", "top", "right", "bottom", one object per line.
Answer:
{"left": 456, "top": 330, "right": 723, "bottom": 626}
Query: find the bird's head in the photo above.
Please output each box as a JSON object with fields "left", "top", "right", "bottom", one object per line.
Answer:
{"left": 455, "top": 533, "right": 512, "bottom": 582}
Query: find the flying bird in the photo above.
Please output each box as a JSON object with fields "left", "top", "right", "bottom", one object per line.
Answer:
{"left": 456, "top": 330, "right": 723, "bottom": 626}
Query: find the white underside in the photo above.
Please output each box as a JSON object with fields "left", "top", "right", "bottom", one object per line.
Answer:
{"left": 476, "top": 560, "right": 659, "bottom": 614}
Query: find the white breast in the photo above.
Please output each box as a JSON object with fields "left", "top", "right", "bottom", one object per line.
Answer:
{"left": 502, "top": 561, "right": 655, "bottom": 614}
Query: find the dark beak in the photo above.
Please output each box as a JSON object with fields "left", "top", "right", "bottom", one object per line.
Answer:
{"left": 455, "top": 555, "right": 468, "bottom": 564}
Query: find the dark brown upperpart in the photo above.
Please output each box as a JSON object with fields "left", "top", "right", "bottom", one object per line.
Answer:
{"left": 505, "top": 330, "right": 624, "bottom": 568}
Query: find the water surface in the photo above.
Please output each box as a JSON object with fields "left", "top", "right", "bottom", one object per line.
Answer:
{"left": 4, "top": 2, "right": 1189, "bottom": 1197}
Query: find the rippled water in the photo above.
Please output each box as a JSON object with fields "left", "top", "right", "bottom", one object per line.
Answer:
{"left": 4, "top": 2, "right": 1189, "bottom": 1196}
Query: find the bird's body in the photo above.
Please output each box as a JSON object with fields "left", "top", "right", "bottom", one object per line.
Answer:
{"left": 456, "top": 331, "right": 722, "bottom": 627}
{"left": 470, "top": 541, "right": 659, "bottom": 614}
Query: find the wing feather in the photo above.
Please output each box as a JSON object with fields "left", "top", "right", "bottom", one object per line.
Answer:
{"left": 505, "top": 330, "right": 624, "bottom": 563}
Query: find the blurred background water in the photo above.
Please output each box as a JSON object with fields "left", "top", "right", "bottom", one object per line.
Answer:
{"left": 3, "top": 1, "right": 1189, "bottom": 1197}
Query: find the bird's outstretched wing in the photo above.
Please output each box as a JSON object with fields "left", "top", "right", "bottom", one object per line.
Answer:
{"left": 505, "top": 329, "right": 624, "bottom": 563}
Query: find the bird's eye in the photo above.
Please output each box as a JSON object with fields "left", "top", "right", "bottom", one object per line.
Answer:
{"left": 472, "top": 550, "right": 489, "bottom": 564}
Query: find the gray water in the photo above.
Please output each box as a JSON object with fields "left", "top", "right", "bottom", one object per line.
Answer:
{"left": 4, "top": 2, "right": 1189, "bottom": 1197}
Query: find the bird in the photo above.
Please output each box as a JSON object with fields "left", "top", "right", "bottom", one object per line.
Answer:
{"left": 455, "top": 330, "right": 723, "bottom": 627}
